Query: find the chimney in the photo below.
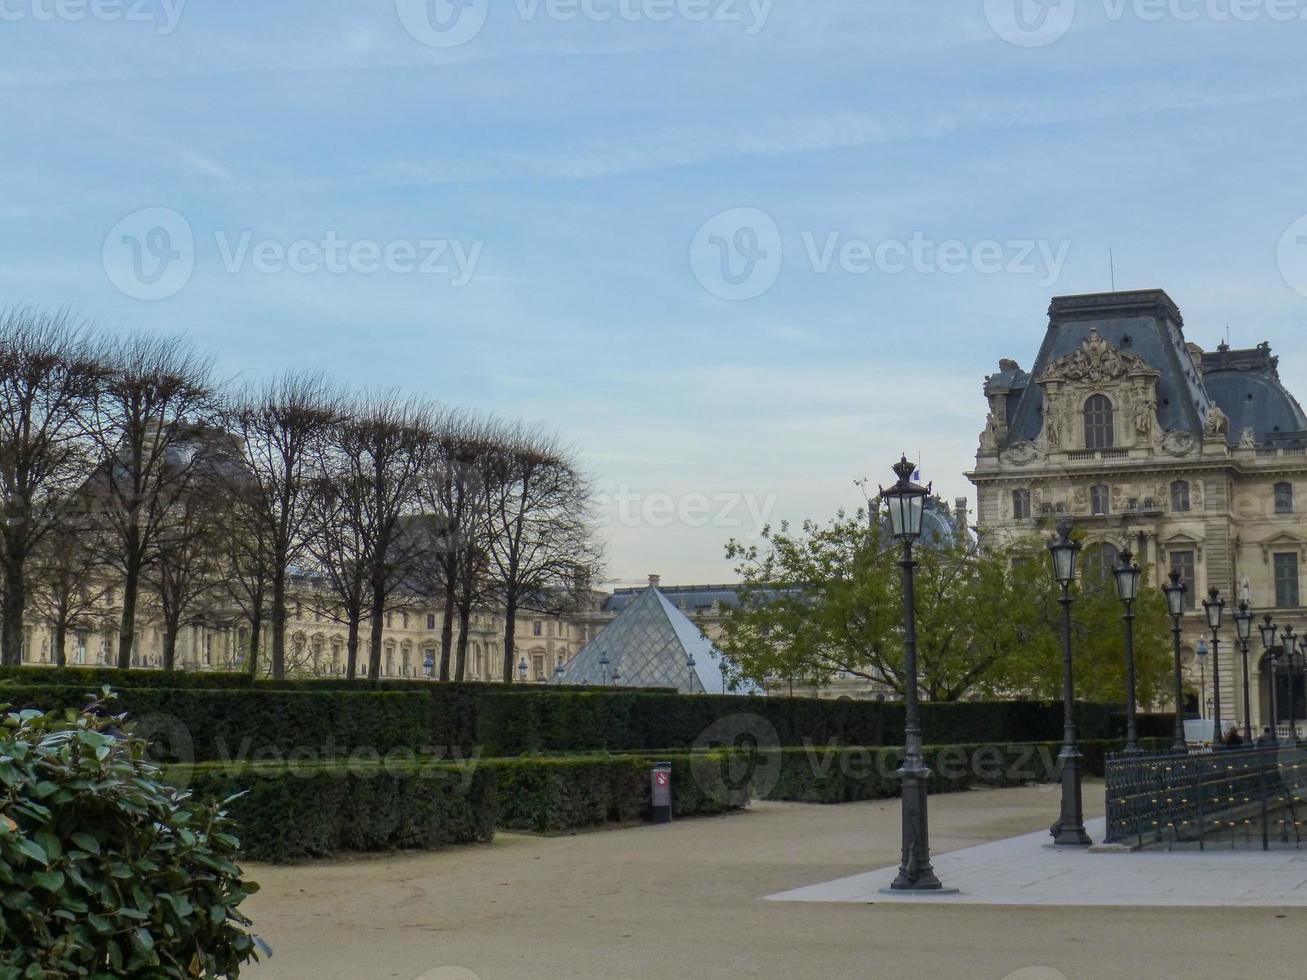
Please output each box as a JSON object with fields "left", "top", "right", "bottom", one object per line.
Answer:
{"left": 648, "top": 574, "right": 661, "bottom": 590}
{"left": 954, "top": 498, "right": 969, "bottom": 535}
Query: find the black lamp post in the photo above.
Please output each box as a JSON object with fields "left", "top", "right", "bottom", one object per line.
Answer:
{"left": 1162, "top": 570, "right": 1188, "bottom": 753}
{"left": 1233, "top": 601, "right": 1254, "bottom": 741}
{"left": 1201, "top": 587, "right": 1226, "bottom": 742}
{"left": 687, "top": 653, "right": 697, "bottom": 694}
{"left": 598, "top": 652, "right": 610, "bottom": 686}
{"left": 1259, "top": 615, "right": 1279, "bottom": 736}
{"left": 1112, "top": 550, "right": 1143, "bottom": 754}
{"left": 1048, "top": 520, "right": 1091, "bottom": 846}
{"left": 1283, "top": 626, "right": 1299, "bottom": 741}
{"left": 879, "top": 455, "right": 944, "bottom": 891}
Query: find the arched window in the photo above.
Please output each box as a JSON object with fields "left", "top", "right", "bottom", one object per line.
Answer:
{"left": 1275, "top": 482, "right": 1294, "bottom": 514}
{"left": 1090, "top": 484, "right": 1110, "bottom": 515}
{"left": 1171, "top": 480, "right": 1190, "bottom": 513}
{"left": 1083, "top": 394, "right": 1115, "bottom": 449}
{"left": 1082, "top": 543, "right": 1120, "bottom": 586}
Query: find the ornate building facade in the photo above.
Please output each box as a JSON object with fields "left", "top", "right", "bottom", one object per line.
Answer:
{"left": 968, "top": 289, "right": 1307, "bottom": 732}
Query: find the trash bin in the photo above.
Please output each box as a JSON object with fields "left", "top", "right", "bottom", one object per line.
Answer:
{"left": 650, "top": 761, "right": 673, "bottom": 824}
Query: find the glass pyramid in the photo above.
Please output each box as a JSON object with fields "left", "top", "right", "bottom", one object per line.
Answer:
{"left": 553, "top": 585, "right": 759, "bottom": 695}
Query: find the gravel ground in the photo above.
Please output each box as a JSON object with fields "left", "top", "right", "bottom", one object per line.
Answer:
{"left": 240, "top": 783, "right": 1307, "bottom": 980}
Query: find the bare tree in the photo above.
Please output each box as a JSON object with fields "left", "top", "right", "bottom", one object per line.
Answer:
{"left": 88, "top": 334, "right": 215, "bottom": 669}
{"left": 418, "top": 412, "right": 501, "bottom": 681}
{"left": 0, "top": 309, "right": 101, "bottom": 665}
{"left": 145, "top": 433, "right": 235, "bottom": 669}
{"left": 229, "top": 373, "right": 342, "bottom": 680}
{"left": 336, "top": 396, "right": 434, "bottom": 681}
{"left": 214, "top": 480, "right": 271, "bottom": 675}
{"left": 483, "top": 430, "right": 602, "bottom": 683}
{"left": 28, "top": 499, "right": 113, "bottom": 666}
{"left": 303, "top": 468, "right": 370, "bottom": 679}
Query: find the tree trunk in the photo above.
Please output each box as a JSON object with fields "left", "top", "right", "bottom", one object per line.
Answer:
{"left": 2, "top": 545, "right": 26, "bottom": 666}
{"left": 439, "top": 587, "right": 455, "bottom": 682}
{"left": 53, "top": 620, "right": 67, "bottom": 668}
{"left": 162, "top": 621, "right": 179, "bottom": 670}
{"left": 270, "top": 566, "right": 287, "bottom": 681}
{"left": 368, "top": 599, "right": 384, "bottom": 682}
{"left": 246, "top": 606, "right": 262, "bottom": 677}
{"left": 455, "top": 606, "right": 471, "bottom": 682}
{"left": 346, "top": 615, "right": 360, "bottom": 680}
{"left": 117, "top": 558, "right": 140, "bottom": 669}
{"left": 501, "top": 597, "right": 517, "bottom": 685}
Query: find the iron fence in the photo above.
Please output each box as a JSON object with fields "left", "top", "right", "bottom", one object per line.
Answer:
{"left": 1104, "top": 745, "right": 1307, "bottom": 849}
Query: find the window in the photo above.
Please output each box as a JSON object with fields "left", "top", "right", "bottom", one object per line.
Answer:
{"left": 1276, "top": 482, "right": 1294, "bottom": 514}
{"left": 532, "top": 621, "right": 542, "bottom": 636}
{"left": 1012, "top": 489, "right": 1031, "bottom": 520}
{"left": 427, "top": 613, "right": 436, "bottom": 631}
{"left": 1275, "top": 553, "right": 1300, "bottom": 608}
{"left": 1090, "top": 484, "right": 1110, "bottom": 515}
{"left": 1083, "top": 394, "right": 1115, "bottom": 449}
{"left": 1170, "top": 480, "right": 1190, "bottom": 513}
{"left": 1082, "top": 543, "right": 1120, "bottom": 587}
{"left": 1169, "top": 551, "right": 1197, "bottom": 608}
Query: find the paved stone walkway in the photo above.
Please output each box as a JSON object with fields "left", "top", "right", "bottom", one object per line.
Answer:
{"left": 768, "top": 816, "right": 1307, "bottom": 907}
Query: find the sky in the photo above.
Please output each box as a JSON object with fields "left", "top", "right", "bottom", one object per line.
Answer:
{"left": 3, "top": 0, "right": 1307, "bottom": 588}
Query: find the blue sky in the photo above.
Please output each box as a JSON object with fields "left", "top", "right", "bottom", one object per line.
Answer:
{"left": 4, "top": 0, "right": 1307, "bottom": 586}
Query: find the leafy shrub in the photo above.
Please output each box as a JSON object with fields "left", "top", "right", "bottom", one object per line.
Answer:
{"left": 0, "top": 695, "right": 262, "bottom": 978}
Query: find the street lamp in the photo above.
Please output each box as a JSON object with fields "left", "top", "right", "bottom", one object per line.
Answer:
{"left": 1162, "top": 570, "right": 1188, "bottom": 753}
{"left": 1283, "top": 626, "right": 1299, "bottom": 741}
{"left": 1233, "top": 601, "right": 1254, "bottom": 741}
{"left": 1113, "top": 549, "right": 1143, "bottom": 754}
{"left": 518, "top": 657, "right": 529, "bottom": 683}
{"left": 1201, "top": 587, "right": 1226, "bottom": 743}
{"left": 423, "top": 654, "right": 435, "bottom": 680}
{"left": 1047, "top": 520, "right": 1091, "bottom": 846}
{"left": 878, "top": 455, "right": 944, "bottom": 891}
{"left": 1260, "top": 615, "right": 1279, "bottom": 737}
{"left": 1195, "top": 639, "right": 1209, "bottom": 732}
{"left": 598, "top": 652, "right": 610, "bottom": 686}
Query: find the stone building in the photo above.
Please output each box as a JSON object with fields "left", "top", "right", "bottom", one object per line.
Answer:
{"left": 968, "top": 289, "right": 1307, "bottom": 732}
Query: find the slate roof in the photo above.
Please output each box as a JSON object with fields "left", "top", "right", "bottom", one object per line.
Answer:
{"left": 988, "top": 289, "right": 1304, "bottom": 448}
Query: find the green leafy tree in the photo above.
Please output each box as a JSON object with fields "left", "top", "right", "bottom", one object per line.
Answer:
{"left": 721, "top": 503, "right": 1174, "bottom": 704}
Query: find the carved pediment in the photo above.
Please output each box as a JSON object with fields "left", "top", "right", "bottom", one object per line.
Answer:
{"left": 1039, "top": 329, "right": 1158, "bottom": 385}
{"left": 1003, "top": 441, "right": 1039, "bottom": 466}
{"left": 1161, "top": 429, "right": 1198, "bottom": 457}
{"left": 1261, "top": 532, "right": 1307, "bottom": 564}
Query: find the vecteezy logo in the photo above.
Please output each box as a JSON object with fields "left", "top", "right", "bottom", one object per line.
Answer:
{"left": 396, "top": 0, "right": 489, "bottom": 48}
{"left": 999, "top": 969, "right": 1071, "bottom": 980}
{"left": 689, "top": 206, "right": 783, "bottom": 301}
{"left": 1277, "top": 213, "right": 1307, "bottom": 299}
{"left": 412, "top": 969, "right": 483, "bottom": 980}
{"left": 102, "top": 207, "right": 195, "bottom": 301}
{"left": 691, "top": 712, "right": 782, "bottom": 803}
{"left": 984, "top": 0, "right": 1077, "bottom": 48}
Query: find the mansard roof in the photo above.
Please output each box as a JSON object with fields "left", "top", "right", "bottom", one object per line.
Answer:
{"left": 1000, "top": 289, "right": 1213, "bottom": 447}
{"left": 1201, "top": 342, "right": 1307, "bottom": 447}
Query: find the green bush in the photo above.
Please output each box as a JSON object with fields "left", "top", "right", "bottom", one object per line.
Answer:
{"left": 0, "top": 675, "right": 1176, "bottom": 763}
{"left": 178, "top": 759, "right": 497, "bottom": 863}
{"left": 0, "top": 696, "right": 262, "bottom": 978}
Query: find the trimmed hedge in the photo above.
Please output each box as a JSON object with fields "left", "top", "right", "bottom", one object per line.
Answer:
{"left": 1, "top": 680, "right": 1176, "bottom": 763}
{"left": 176, "top": 760, "right": 496, "bottom": 862}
